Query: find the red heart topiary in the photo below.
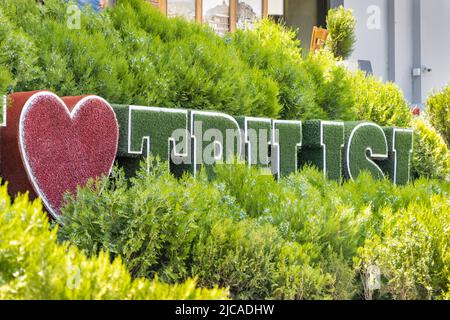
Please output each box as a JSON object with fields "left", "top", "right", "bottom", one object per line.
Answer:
{"left": 9, "top": 91, "right": 118, "bottom": 218}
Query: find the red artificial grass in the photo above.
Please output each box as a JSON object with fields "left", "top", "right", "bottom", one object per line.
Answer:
{"left": 0, "top": 91, "right": 40, "bottom": 199}
{"left": 1, "top": 91, "right": 119, "bottom": 218}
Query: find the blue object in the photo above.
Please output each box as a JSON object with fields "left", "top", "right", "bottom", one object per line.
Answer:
{"left": 75, "top": 0, "right": 103, "bottom": 12}
{"left": 358, "top": 60, "right": 373, "bottom": 77}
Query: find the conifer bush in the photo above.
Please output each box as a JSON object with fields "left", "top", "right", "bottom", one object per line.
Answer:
{"left": 411, "top": 118, "right": 450, "bottom": 180}
{"left": 0, "top": 182, "right": 228, "bottom": 300}
{"left": 355, "top": 197, "right": 450, "bottom": 300}
{"left": 351, "top": 72, "right": 413, "bottom": 127}
{"left": 228, "top": 20, "right": 320, "bottom": 120}
{"left": 59, "top": 160, "right": 450, "bottom": 300}
{"left": 301, "top": 51, "right": 356, "bottom": 121}
{"left": 426, "top": 85, "right": 450, "bottom": 146}
{"left": 326, "top": 6, "right": 356, "bottom": 60}
{"left": 59, "top": 161, "right": 336, "bottom": 300}
{"left": 0, "top": 0, "right": 279, "bottom": 117}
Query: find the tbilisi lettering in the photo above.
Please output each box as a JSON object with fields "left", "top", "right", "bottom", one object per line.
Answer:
{"left": 0, "top": 91, "right": 413, "bottom": 218}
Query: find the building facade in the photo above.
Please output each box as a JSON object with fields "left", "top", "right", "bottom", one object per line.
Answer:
{"left": 341, "top": 0, "right": 450, "bottom": 106}
{"left": 145, "top": 0, "right": 449, "bottom": 105}
{"left": 281, "top": 0, "right": 450, "bottom": 106}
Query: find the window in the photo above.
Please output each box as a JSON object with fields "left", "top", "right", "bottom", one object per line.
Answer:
{"left": 155, "top": 0, "right": 268, "bottom": 35}
{"left": 203, "top": 0, "right": 231, "bottom": 36}
{"left": 167, "top": 0, "right": 196, "bottom": 21}
{"left": 237, "top": 0, "right": 262, "bottom": 30}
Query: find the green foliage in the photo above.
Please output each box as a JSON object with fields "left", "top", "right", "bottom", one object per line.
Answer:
{"left": 1, "top": 0, "right": 435, "bottom": 152}
{"left": 214, "top": 163, "right": 450, "bottom": 300}
{"left": 228, "top": 19, "right": 358, "bottom": 121}
{"left": 411, "top": 118, "right": 450, "bottom": 180}
{"left": 59, "top": 161, "right": 336, "bottom": 300}
{"left": 443, "top": 284, "right": 450, "bottom": 300}
{"left": 426, "top": 85, "right": 450, "bottom": 146}
{"left": 349, "top": 72, "right": 449, "bottom": 180}
{"left": 355, "top": 196, "right": 450, "bottom": 300}
{"left": 228, "top": 19, "right": 319, "bottom": 120}
{"left": 0, "top": 8, "right": 39, "bottom": 94}
{"left": 326, "top": 6, "right": 356, "bottom": 60}
{"left": 60, "top": 160, "right": 450, "bottom": 300}
{"left": 301, "top": 51, "right": 356, "bottom": 121}
{"left": 0, "top": 182, "right": 228, "bottom": 300}
{"left": 0, "top": 0, "right": 279, "bottom": 117}
{"left": 351, "top": 72, "right": 413, "bottom": 127}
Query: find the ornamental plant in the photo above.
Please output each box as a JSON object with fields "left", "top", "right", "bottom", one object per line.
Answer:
{"left": 351, "top": 71, "right": 413, "bottom": 127}
{"left": 59, "top": 160, "right": 450, "bottom": 300}
{"left": 0, "top": 9, "right": 40, "bottom": 93}
{"left": 426, "top": 85, "right": 450, "bottom": 146}
{"left": 227, "top": 19, "right": 321, "bottom": 120}
{"left": 355, "top": 197, "right": 450, "bottom": 300}
{"left": 0, "top": 0, "right": 280, "bottom": 118}
{"left": 0, "top": 182, "right": 228, "bottom": 300}
{"left": 59, "top": 161, "right": 336, "bottom": 300}
{"left": 301, "top": 50, "right": 356, "bottom": 121}
{"left": 411, "top": 118, "right": 450, "bottom": 180}
{"left": 326, "top": 6, "right": 357, "bottom": 60}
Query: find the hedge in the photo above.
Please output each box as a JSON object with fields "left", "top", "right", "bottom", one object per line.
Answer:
{"left": 426, "top": 85, "right": 450, "bottom": 146}
{"left": 411, "top": 118, "right": 450, "bottom": 180}
{"left": 59, "top": 160, "right": 450, "bottom": 300}
{"left": 355, "top": 197, "right": 450, "bottom": 299}
{"left": 59, "top": 161, "right": 336, "bottom": 300}
{"left": 0, "top": 181, "right": 228, "bottom": 300}
{"left": 326, "top": 6, "right": 356, "bottom": 60}
{"left": 0, "top": 0, "right": 279, "bottom": 117}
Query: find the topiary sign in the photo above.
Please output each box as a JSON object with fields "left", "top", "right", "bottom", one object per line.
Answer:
{"left": 0, "top": 91, "right": 413, "bottom": 218}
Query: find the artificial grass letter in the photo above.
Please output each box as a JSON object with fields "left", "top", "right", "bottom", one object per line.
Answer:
{"left": 272, "top": 120, "right": 302, "bottom": 179}
{"left": 299, "top": 120, "right": 345, "bottom": 180}
{"left": 343, "top": 122, "right": 388, "bottom": 180}
{"left": 114, "top": 105, "right": 190, "bottom": 177}
{"left": 378, "top": 128, "right": 414, "bottom": 185}
{"left": 236, "top": 117, "right": 272, "bottom": 170}
{"left": 191, "top": 111, "right": 242, "bottom": 177}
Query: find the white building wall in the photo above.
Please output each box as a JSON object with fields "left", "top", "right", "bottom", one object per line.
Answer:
{"left": 391, "top": 0, "right": 414, "bottom": 102}
{"left": 419, "top": 0, "right": 450, "bottom": 99}
{"left": 344, "top": 0, "right": 389, "bottom": 82}
{"left": 342, "top": 0, "right": 450, "bottom": 105}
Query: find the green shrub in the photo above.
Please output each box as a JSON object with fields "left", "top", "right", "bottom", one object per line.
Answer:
{"left": 228, "top": 19, "right": 319, "bottom": 120}
{"left": 426, "top": 85, "right": 450, "bottom": 146}
{"left": 355, "top": 196, "right": 450, "bottom": 300}
{"left": 59, "top": 160, "right": 335, "bottom": 300}
{"left": 325, "top": 6, "right": 356, "bottom": 60}
{"left": 0, "top": 8, "right": 40, "bottom": 92}
{"left": 215, "top": 163, "right": 450, "bottom": 299}
{"left": 443, "top": 284, "right": 450, "bottom": 300}
{"left": 59, "top": 158, "right": 450, "bottom": 300}
{"left": 351, "top": 72, "right": 413, "bottom": 127}
{"left": 411, "top": 118, "right": 450, "bottom": 180}
{"left": 229, "top": 20, "right": 356, "bottom": 121}
{"left": 349, "top": 72, "right": 450, "bottom": 180}
{"left": 0, "top": 182, "right": 228, "bottom": 300}
{"left": 0, "top": 0, "right": 280, "bottom": 118}
{"left": 301, "top": 51, "right": 356, "bottom": 120}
